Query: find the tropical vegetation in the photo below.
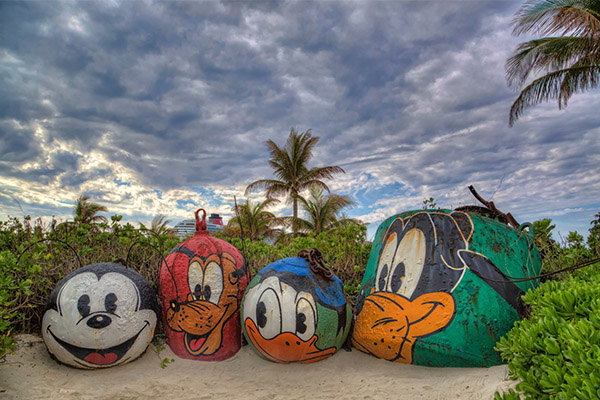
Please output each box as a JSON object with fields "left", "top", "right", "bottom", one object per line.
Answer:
{"left": 285, "top": 185, "right": 359, "bottom": 236}
{"left": 507, "top": 0, "right": 600, "bottom": 126}
{"left": 226, "top": 198, "right": 284, "bottom": 241}
{"left": 245, "top": 128, "right": 345, "bottom": 233}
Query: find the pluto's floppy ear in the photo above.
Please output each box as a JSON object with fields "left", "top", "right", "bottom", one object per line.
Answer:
{"left": 458, "top": 250, "right": 525, "bottom": 316}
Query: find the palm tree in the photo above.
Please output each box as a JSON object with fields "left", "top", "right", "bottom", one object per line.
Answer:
{"left": 148, "top": 214, "right": 175, "bottom": 237}
{"left": 228, "top": 198, "right": 284, "bottom": 241}
{"left": 73, "top": 195, "right": 108, "bottom": 225}
{"left": 245, "top": 128, "right": 345, "bottom": 233}
{"left": 506, "top": 0, "right": 600, "bottom": 126}
{"left": 288, "top": 186, "right": 358, "bottom": 236}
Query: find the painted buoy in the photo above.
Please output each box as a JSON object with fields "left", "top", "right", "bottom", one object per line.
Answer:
{"left": 351, "top": 210, "right": 541, "bottom": 367}
{"left": 42, "top": 262, "right": 158, "bottom": 369}
{"left": 242, "top": 252, "right": 351, "bottom": 363}
{"left": 159, "top": 209, "right": 248, "bottom": 361}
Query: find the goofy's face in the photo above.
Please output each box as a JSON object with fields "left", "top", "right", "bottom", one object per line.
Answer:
{"left": 42, "top": 263, "right": 157, "bottom": 369}
{"left": 352, "top": 212, "right": 471, "bottom": 363}
{"left": 164, "top": 251, "right": 240, "bottom": 356}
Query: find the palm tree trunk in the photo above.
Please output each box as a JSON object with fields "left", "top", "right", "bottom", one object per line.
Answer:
{"left": 293, "top": 197, "right": 298, "bottom": 234}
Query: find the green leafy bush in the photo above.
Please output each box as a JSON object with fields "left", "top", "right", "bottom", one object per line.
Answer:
{"left": 495, "top": 264, "right": 600, "bottom": 399}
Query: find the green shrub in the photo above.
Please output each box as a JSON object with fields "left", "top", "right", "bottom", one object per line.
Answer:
{"left": 495, "top": 264, "right": 600, "bottom": 399}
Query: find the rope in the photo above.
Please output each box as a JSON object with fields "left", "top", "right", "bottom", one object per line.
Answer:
{"left": 298, "top": 247, "right": 333, "bottom": 280}
{"left": 474, "top": 257, "right": 600, "bottom": 284}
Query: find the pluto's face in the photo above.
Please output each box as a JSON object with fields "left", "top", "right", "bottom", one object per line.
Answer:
{"left": 42, "top": 268, "right": 157, "bottom": 369}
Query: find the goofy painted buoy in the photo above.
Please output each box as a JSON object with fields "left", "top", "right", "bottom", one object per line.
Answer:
{"left": 42, "top": 262, "right": 158, "bottom": 369}
{"left": 351, "top": 210, "right": 541, "bottom": 367}
{"left": 159, "top": 209, "right": 248, "bottom": 361}
{"left": 242, "top": 249, "right": 351, "bottom": 363}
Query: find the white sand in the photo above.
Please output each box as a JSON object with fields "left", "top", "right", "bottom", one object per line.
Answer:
{"left": 0, "top": 334, "right": 516, "bottom": 399}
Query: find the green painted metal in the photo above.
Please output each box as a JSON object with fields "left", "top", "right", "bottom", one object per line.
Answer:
{"left": 352, "top": 209, "right": 541, "bottom": 367}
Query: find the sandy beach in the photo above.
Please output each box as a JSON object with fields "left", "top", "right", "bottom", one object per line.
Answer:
{"left": 0, "top": 334, "right": 516, "bottom": 400}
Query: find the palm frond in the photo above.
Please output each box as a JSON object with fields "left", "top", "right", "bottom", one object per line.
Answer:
{"left": 509, "top": 64, "right": 600, "bottom": 125}
{"left": 512, "top": 0, "right": 600, "bottom": 37}
{"left": 506, "top": 36, "right": 600, "bottom": 87}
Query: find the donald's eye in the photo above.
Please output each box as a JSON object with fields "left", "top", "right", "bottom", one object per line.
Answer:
{"left": 295, "top": 296, "right": 316, "bottom": 342}
{"left": 77, "top": 294, "right": 91, "bottom": 318}
{"left": 255, "top": 288, "right": 282, "bottom": 340}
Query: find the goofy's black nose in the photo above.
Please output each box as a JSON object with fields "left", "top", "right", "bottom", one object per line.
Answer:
{"left": 87, "top": 314, "right": 112, "bottom": 329}
{"left": 170, "top": 300, "right": 180, "bottom": 313}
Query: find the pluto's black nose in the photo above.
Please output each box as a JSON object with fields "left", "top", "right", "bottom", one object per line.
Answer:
{"left": 87, "top": 314, "right": 112, "bottom": 329}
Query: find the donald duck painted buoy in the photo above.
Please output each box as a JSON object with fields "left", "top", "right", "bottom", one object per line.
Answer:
{"left": 242, "top": 249, "right": 351, "bottom": 363}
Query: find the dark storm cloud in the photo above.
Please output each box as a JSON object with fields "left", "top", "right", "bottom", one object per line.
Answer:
{"left": 0, "top": 0, "right": 598, "bottom": 237}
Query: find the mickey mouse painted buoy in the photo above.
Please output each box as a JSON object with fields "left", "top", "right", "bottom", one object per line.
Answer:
{"left": 242, "top": 249, "right": 351, "bottom": 363}
{"left": 159, "top": 209, "right": 248, "bottom": 361}
{"left": 351, "top": 209, "right": 541, "bottom": 367}
{"left": 42, "top": 262, "right": 158, "bottom": 369}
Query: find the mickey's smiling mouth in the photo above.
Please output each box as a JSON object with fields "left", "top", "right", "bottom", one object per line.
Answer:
{"left": 46, "top": 321, "right": 150, "bottom": 367}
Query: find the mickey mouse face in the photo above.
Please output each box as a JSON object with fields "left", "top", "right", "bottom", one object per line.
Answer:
{"left": 42, "top": 263, "right": 158, "bottom": 369}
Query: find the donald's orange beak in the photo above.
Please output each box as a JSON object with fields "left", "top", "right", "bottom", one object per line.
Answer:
{"left": 245, "top": 318, "right": 336, "bottom": 364}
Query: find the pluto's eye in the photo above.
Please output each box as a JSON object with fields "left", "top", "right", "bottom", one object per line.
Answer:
{"left": 105, "top": 293, "right": 118, "bottom": 314}
{"left": 204, "top": 262, "right": 223, "bottom": 305}
{"left": 77, "top": 294, "right": 91, "bottom": 318}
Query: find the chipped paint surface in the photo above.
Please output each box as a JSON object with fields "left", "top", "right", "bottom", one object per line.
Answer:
{"left": 352, "top": 210, "right": 541, "bottom": 367}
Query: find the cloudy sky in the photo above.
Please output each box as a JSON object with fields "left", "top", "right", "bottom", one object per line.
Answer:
{"left": 1, "top": 0, "right": 598, "bottom": 241}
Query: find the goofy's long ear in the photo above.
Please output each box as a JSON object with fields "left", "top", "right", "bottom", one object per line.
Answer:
{"left": 451, "top": 211, "right": 473, "bottom": 243}
{"left": 458, "top": 250, "right": 526, "bottom": 317}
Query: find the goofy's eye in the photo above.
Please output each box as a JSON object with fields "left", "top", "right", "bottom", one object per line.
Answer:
{"left": 77, "top": 294, "right": 90, "bottom": 318}
{"left": 105, "top": 293, "right": 118, "bottom": 314}
{"left": 390, "top": 262, "right": 405, "bottom": 293}
{"left": 255, "top": 288, "right": 282, "bottom": 340}
{"left": 295, "top": 295, "right": 316, "bottom": 342}
{"left": 376, "top": 231, "right": 397, "bottom": 292}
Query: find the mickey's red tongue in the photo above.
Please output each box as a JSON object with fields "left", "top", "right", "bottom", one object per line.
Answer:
{"left": 84, "top": 352, "right": 118, "bottom": 365}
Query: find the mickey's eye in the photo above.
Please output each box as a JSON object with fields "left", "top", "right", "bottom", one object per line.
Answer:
{"left": 393, "top": 228, "right": 426, "bottom": 298}
{"left": 105, "top": 293, "right": 118, "bottom": 314}
{"left": 295, "top": 294, "right": 316, "bottom": 342}
{"left": 77, "top": 294, "right": 90, "bottom": 318}
{"left": 255, "top": 288, "right": 282, "bottom": 340}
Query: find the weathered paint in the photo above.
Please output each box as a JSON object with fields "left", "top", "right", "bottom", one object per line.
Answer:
{"left": 42, "top": 262, "right": 158, "bottom": 369}
{"left": 241, "top": 257, "right": 351, "bottom": 363}
{"left": 352, "top": 209, "right": 540, "bottom": 367}
{"left": 159, "top": 209, "right": 247, "bottom": 361}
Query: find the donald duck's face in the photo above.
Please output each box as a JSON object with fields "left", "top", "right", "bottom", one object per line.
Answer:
{"left": 243, "top": 276, "right": 336, "bottom": 363}
{"left": 352, "top": 223, "right": 457, "bottom": 364}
